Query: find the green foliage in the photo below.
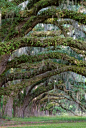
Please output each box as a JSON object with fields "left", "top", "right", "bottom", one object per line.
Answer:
{"left": 0, "top": 0, "right": 21, "bottom": 16}
{"left": 0, "top": 0, "right": 86, "bottom": 117}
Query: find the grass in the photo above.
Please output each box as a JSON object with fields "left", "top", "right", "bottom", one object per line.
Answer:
{"left": 11, "top": 115, "right": 86, "bottom": 122}
{"left": 2, "top": 116, "right": 86, "bottom": 128}
{"left": 7, "top": 122, "right": 86, "bottom": 128}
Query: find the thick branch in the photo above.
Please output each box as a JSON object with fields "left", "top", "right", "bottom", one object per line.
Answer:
{"left": 30, "top": 30, "right": 62, "bottom": 37}
{"left": 4, "top": 8, "right": 86, "bottom": 40}
{"left": 0, "top": 60, "right": 57, "bottom": 87}
{"left": 0, "top": 65, "right": 86, "bottom": 94}
{"left": 71, "top": 47, "right": 86, "bottom": 56}
{"left": 1, "top": 36, "right": 86, "bottom": 55}
{"left": 6, "top": 51, "right": 86, "bottom": 70}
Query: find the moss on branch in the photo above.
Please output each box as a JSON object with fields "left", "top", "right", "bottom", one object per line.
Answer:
{"left": 4, "top": 8, "right": 86, "bottom": 40}
{"left": 1, "top": 36, "right": 86, "bottom": 55}
{"left": 30, "top": 30, "right": 62, "bottom": 37}
{"left": 6, "top": 50, "right": 86, "bottom": 72}
{"left": 0, "top": 60, "right": 57, "bottom": 87}
{"left": 1, "top": 65, "right": 86, "bottom": 95}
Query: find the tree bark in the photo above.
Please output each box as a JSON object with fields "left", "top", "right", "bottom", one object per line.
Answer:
{"left": 0, "top": 54, "right": 10, "bottom": 76}
{"left": 13, "top": 106, "right": 24, "bottom": 118}
{"left": 2, "top": 96, "right": 13, "bottom": 117}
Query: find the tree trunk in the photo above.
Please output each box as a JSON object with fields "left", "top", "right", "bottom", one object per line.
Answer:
{"left": 49, "top": 110, "right": 52, "bottom": 115}
{"left": 24, "top": 102, "right": 38, "bottom": 117}
{"left": 2, "top": 96, "right": 13, "bottom": 117}
{"left": 13, "top": 106, "right": 24, "bottom": 118}
{"left": 76, "top": 91, "right": 79, "bottom": 114}
{"left": 0, "top": 96, "right": 2, "bottom": 118}
{"left": 24, "top": 103, "right": 45, "bottom": 117}
{"left": 13, "top": 101, "right": 45, "bottom": 117}
{"left": 0, "top": 54, "right": 10, "bottom": 77}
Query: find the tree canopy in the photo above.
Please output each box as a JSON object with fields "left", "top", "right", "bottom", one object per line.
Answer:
{"left": 0, "top": 0, "right": 86, "bottom": 117}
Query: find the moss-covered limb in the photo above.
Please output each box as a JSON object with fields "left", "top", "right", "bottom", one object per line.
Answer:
{"left": 2, "top": 7, "right": 86, "bottom": 40}
{"left": 15, "top": 59, "right": 54, "bottom": 69}
{"left": 18, "top": 9, "right": 86, "bottom": 35}
{"left": 0, "top": 87, "right": 12, "bottom": 96}
{"left": 43, "top": 101, "right": 77, "bottom": 116}
{"left": 4, "top": 51, "right": 86, "bottom": 78}
{"left": 27, "top": 0, "right": 63, "bottom": 11}
{"left": 5, "top": 8, "right": 86, "bottom": 40}
{"left": 44, "top": 102, "right": 59, "bottom": 110}
{"left": 0, "top": 65, "right": 86, "bottom": 96}
{"left": 44, "top": 19, "right": 70, "bottom": 37}
{"left": 2, "top": 65, "right": 86, "bottom": 93}
{"left": 39, "top": 8, "right": 86, "bottom": 24}
{"left": 56, "top": 20, "right": 86, "bottom": 37}
{"left": 62, "top": 86, "right": 86, "bottom": 111}
{"left": 1, "top": 36, "right": 86, "bottom": 55}
{"left": 2, "top": 0, "right": 82, "bottom": 19}
{"left": 0, "top": 60, "right": 58, "bottom": 87}
{"left": 4, "top": 15, "right": 44, "bottom": 40}
{"left": 26, "top": 78, "right": 47, "bottom": 95}
{"left": 26, "top": 0, "right": 61, "bottom": 16}
{"left": 39, "top": 91, "right": 86, "bottom": 113}
{"left": 2, "top": 0, "right": 39, "bottom": 19}
{"left": 30, "top": 30, "right": 62, "bottom": 37}
{"left": 62, "top": 9, "right": 86, "bottom": 25}
{"left": 10, "top": 0, "right": 27, "bottom": 6}
{"left": 30, "top": 84, "right": 54, "bottom": 101}
{"left": 22, "top": 36, "right": 86, "bottom": 50}
{"left": 1, "top": 17, "right": 30, "bottom": 41}
{"left": 6, "top": 51, "right": 86, "bottom": 73}
{"left": 47, "top": 92, "right": 65, "bottom": 97}
{"left": 21, "top": 82, "right": 64, "bottom": 110}
{"left": 6, "top": 0, "right": 59, "bottom": 18}
{"left": 0, "top": 18, "right": 14, "bottom": 42}
{"left": 64, "top": 91, "right": 86, "bottom": 112}
{"left": 3, "top": 6, "right": 55, "bottom": 40}
{"left": 27, "top": 0, "right": 41, "bottom": 9}
{"left": 71, "top": 47, "right": 86, "bottom": 56}
{"left": 34, "top": 90, "right": 65, "bottom": 104}
{"left": 58, "top": 19, "right": 86, "bottom": 35}
{"left": 31, "top": 82, "right": 63, "bottom": 99}
{"left": 40, "top": 96, "right": 65, "bottom": 104}
{"left": 59, "top": 103, "right": 78, "bottom": 116}
{"left": 45, "top": 18, "right": 71, "bottom": 37}
{"left": 4, "top": 16, "right": 30, "bottom": 41}
{"left": 0, "top": 78, "right": 47, "bottom": 96}
{"left": 55, "top": 21, "right": 70, "bottom": 37}
{"left": 34, "top": 82, "right": 86, "bottom": 111}
{"left": 45, "top": 18, "right": 86, "bottom": 35}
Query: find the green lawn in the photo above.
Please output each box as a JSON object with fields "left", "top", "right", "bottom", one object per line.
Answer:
{"left": 8, "top": 122, "right": 86, "bottom": 128}
{"left": 11, "top": 116, "right": 86, "bottom": 122}
{"left": 3, "top": 116, "right": 86, "bottom": 128}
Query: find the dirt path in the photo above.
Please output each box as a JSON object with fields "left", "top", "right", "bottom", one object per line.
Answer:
{"left": 0, "top": 120, "right": 57, "bottom": 128}
{"left": 0, "top": 124, "right": 52, "bottom": 128}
